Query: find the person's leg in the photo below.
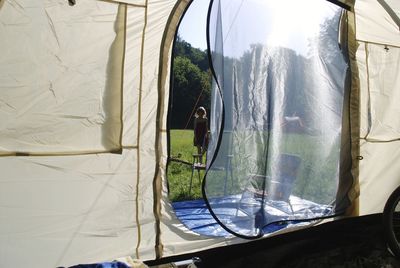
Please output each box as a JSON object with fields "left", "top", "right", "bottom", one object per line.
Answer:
{"left": 197, "top": 145, "right": 202, "bottom": 163}
{"left": 199, "top": 146, "right": 205, "bottom": 164}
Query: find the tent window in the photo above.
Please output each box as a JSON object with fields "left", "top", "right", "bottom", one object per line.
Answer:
{"left": 203, "top": 0, "right": 351, "bottom": 238}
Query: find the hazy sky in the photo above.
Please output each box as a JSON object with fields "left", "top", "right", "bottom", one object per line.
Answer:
{"left": 178, "top": 0, "right": 209, "bottom": 50}
{"left": 178, "top": 0, "right": 341, "bottom": 57}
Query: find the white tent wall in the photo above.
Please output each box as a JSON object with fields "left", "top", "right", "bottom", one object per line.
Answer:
{"left": 121, "top": 4, "right": 144, "bottom": 147}
{"left": 354, "top": 0, "right": 400, "bottom": 214}
{"left": 0, "top": 0, "right": 124, "bottom": 154}
{"left": 0, "top": 2, "right": 140, "bottom": 267}
{"left": 0, "top": 0, "right": 238, "bottom": 267}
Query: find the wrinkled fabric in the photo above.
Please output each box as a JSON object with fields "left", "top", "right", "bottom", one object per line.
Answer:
{"left": 204, "top": 0, "right": 349, "bottom": 238}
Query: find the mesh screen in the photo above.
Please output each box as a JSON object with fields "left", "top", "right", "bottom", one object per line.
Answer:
{"left": 204, "top": 0, "right": 349, "bottom": 238}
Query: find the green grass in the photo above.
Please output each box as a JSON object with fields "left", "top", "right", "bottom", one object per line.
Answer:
{"left": 168, "top": 129, "right": 205, "bottom": 201}
{"left": 167, "top": 129, "right": 340, "bottom": 204}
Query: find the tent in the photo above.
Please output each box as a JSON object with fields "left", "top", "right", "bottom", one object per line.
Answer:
{"left": 0, "top": 0, "right": 399, "bottom": 267}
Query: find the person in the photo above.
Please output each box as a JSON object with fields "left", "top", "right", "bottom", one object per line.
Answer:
{"left": 193, "top": 106, "right": 209, "bottom": 164}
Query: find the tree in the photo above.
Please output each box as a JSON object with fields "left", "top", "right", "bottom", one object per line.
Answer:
{"left": 170, "top": 36, "right": 211, "bottom": 129}
{"left": 174, "top": 35, "right": 209, "bottom": 72}
{"left": 171, "top": 56, "right": 211, "bottom": 129}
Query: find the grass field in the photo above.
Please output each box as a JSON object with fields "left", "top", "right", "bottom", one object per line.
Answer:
{"left": 167, "top": 129, "right": 340, "bottom": 204}
{"left": 168, "top": 129, "right": 205, "bottom": 201}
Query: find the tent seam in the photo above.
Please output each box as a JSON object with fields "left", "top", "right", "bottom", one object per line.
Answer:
{"left": 0, "top": 148, "right": 128, "bottom": 157}
{"left": 346, "top": 10, "right": 361, "bottom": 216}
{"left": 135, "top": 0, "right": 148, "bottom": 259}
{"left": 118, "top": 3, "right": 128, "bottom": 149}
{"left": 153, "top": 0, "right": 191, "bottom": 259}
{"left": 108, "top": 1, "right": 147, "bottom": 8}
{"left": 363, "top": 42, "right": 372, "bottom": 140}
{"left": 355, "top": 39, "right": 400, "bottom": 49}
{"left": 361, "top": 137, "right": 400, "bottom": 143}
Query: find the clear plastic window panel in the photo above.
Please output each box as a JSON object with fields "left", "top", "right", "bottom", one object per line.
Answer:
{"left": 204, "top": 0, "right": 349, "bottom": 238}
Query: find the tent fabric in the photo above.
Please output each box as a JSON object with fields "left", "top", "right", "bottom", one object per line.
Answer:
{"left": 342, "top": 9, "right": 360, "bottom": 216}
{"left": 354, "top": 0, "right": 400, "bottom": 214}
{"left": 204, "top": 0, "right": 350, "bottom": 238}
{"left": 109, "top": 0, "right": 146, "bottom": 6}
{"left": 0, "top": 0, "right": 400, "bottom": 267}
{"left": 0, "top": 1, "right": 240, "bottom": 267}
{"left": 0, "top": 1, "right": 204, "bottom": 267}
{"left": 0, "top": 0, "right": 124, "bottom": 154}
{"left": 358, "top": 43, "right": 400, "bottom": 142}
{"left": 355, "top": 0, "right": 400, "bottom": 47}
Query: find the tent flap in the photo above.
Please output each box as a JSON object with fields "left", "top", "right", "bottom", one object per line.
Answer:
{"left": 0, "top": 0, "right": 124, "bottom": 154}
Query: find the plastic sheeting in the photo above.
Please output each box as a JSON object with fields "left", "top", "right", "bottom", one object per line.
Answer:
{"left": 204, "top": 0, "right": 350, "bottom": 238}
{"left": 172, "top": 196, "right": 331, "bottom": 237}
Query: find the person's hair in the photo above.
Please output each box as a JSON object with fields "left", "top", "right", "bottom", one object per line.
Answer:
{"left": 195, "top": 106, "right": 207, "bottom": 119}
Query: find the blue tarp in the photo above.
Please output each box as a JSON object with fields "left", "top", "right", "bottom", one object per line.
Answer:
{"left": 173, "top": 198, "right": 230, "bottom": 237}
{"left": 68, "top": 262, "right": 130, "bottom": 268}
{"left": 172, "top": 195, "right": 331, "bottom": 237}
